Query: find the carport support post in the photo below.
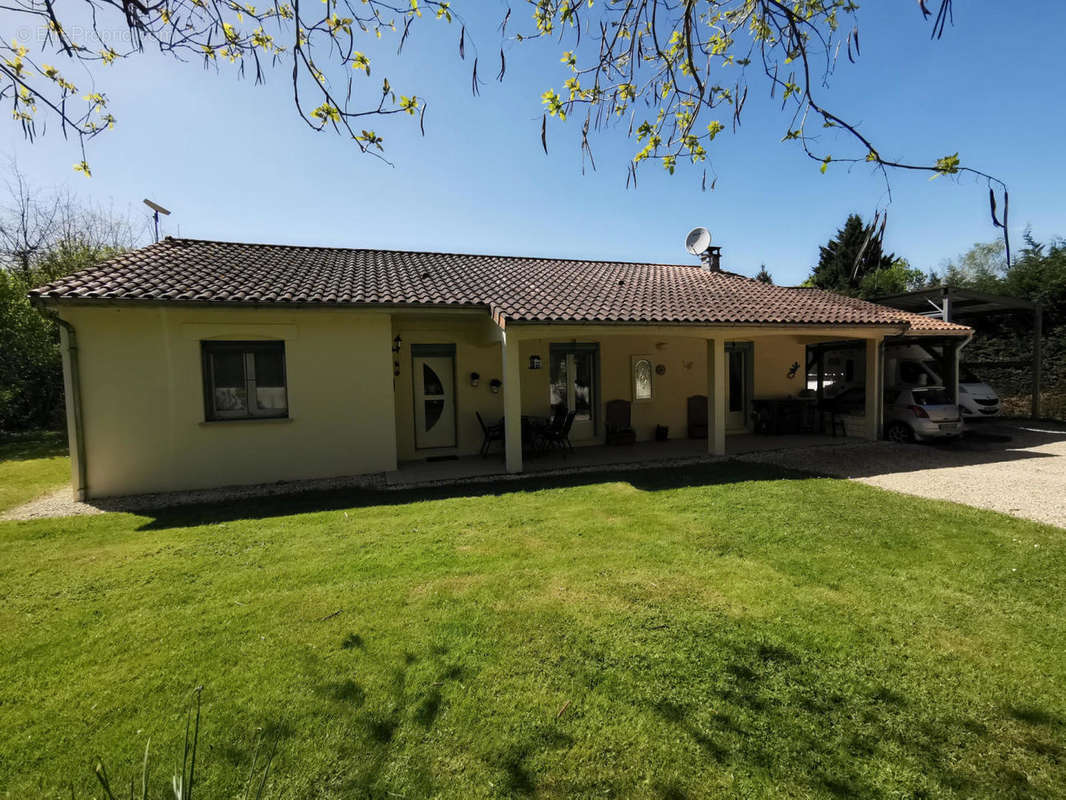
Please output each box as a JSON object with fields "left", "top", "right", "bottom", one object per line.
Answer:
{"left": 707, "top": 337, "right": 726, "bottom": 456}
{"left": 502, "top": 331, "right": 523, "bottom": 474}
{"left": 864, "top": 337, "right": 883, "bottom": 440}
{"left": 1032, "top": 305, "right": 1043, "bottom": 419}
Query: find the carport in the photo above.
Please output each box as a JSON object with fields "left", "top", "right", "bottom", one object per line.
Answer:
{"left": 875, "top": 286, "right": 1043, "bottom": 416}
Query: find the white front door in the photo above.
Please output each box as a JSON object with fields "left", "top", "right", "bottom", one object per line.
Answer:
{"left": 413, "top": 354, "right": 456, "bottom": 449}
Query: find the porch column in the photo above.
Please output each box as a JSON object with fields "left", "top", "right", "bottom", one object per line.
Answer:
{"left": 501, "top": 332, "right": 523, "bottom": 473}
{"left": 863, "top": 337, "right": 883, "bottom": 440}
{"left": 707, "top": 337, "right": 726, "bottom": 455}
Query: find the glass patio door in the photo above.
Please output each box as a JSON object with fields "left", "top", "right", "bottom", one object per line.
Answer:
{"left": 549, "top": 346, "right": 597, "bottom": 441}
{"left": 726, "top": 342, "right": 753, "bottom": 432}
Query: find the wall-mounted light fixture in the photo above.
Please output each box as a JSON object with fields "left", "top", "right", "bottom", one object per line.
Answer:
{"left": 489, "top": 378, "right": 502, "bottom": 394}
{"left": 529, "top": 355, "right": 542, "bottom": 369}
{"left": 392, "top": 335, "right": 403, "bottom": 354}
{"left": 470, "top": 372, "right": 480, "bottom": 387}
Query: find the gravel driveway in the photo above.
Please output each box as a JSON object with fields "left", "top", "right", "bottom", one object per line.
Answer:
{"left": 739, "top": 421, "right": 1066, "bottom": 529}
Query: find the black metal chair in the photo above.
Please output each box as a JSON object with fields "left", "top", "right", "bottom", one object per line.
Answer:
{"left": 476, "top": 411, "right": 504, "bottom": 457}
{"left": 539, "top": 410, "right": 577, "bottom": 453}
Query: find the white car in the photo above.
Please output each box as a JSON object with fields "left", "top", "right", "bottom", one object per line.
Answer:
{"left": 884, "top": 386, "right": 963, "bottom": 443}
{"left": 952, "top": 362, "right": 1001, "bottom": 419}
{"left": 886, "top": 345, "right": 1002, "bottom": 421}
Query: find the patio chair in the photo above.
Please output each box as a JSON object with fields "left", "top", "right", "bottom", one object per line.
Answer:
{"left": 605, "top": 399, "right": 637, "bottom": 445}
{"left": 687, "top": 395, "right": 708, "bottom": 439}
{"left": 540, "top": 410, "right": 577, "bottom": 453}
{"left": 476, "top": 411, "right": 505, "bottom": 457}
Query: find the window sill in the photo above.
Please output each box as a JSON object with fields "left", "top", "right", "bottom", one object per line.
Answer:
{"left": 199, "top": 417, "right": 293, "bottom": 427}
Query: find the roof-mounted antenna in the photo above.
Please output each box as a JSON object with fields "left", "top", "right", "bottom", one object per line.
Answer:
{"left": 143, "top": 198, "right": 171, "bottom": 243}
{"left": 685, "top": 227, "right": 720, "bottom": 272}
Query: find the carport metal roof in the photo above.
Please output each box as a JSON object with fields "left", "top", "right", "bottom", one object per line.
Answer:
{"left": 874, "top": 286, "right": 1044, "bottom": 418}
{"left": 873, "top": 286, "right": 1036, "bottom": 319}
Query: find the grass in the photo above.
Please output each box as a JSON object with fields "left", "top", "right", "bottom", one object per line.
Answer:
{"left": 0, "top": 460, "right": 1063, "bottom": 799}
{"left": 0, "top": 430, "right": 70, "bottom": 513}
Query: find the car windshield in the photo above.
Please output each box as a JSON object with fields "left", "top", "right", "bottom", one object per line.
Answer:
{"left": 913, "top": 388, "right": 953, "bottom": 406}
{"left": 923, "top": 360, "right": 983, "bottom": 385}
{"left": 921, "top": 360, "right": 944, "bottom": 383}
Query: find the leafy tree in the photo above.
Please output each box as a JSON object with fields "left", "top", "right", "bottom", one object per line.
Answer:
{"left": 1002, "top": 234, "right": 1066, "bottom": 321}
{"left": 926, "top": 241, "right": 1007, "bottom": 294}
{"left": 0, "top": 172, "right": 138, "bottom": 430}
{"left": 809, "top": 213, "right": 896, "bottom": 296}
{"left": 926, "top": 234, "right": 1066, "bottom": 324}
{"left": 0, "top": 268, "right": 62, "bottom": 430}
{"left": 0, "top": 0, "right": 1002, "bottom": 196}
{"left": 754, "top": 265, "right": 773, "bottom": 284}
{"left": 857, "top": 258, "right": 926, "bottom": 298}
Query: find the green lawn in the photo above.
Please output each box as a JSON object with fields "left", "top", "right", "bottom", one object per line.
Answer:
{"left": 1, "top": 461, "right": 1063, "bottom": 799}
{"left": 0, "top": 431, "right": 70, "bottom": 513}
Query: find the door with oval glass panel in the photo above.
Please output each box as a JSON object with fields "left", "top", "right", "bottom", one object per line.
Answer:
{"left": 412, "top": 347, "right": 457, "bottom": 450}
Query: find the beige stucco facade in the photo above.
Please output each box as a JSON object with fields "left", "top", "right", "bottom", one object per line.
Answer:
{"left": 58, "top": 303, "right": 900, "bottom": 498}
{"left": 59, "top": 305, "right": 398, "bottom": 497}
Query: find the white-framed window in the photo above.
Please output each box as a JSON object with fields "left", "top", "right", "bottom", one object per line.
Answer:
{"left": 631, "top": 355, "right": 653, "bottom": 401}
{"left": 201, "top": 341, "right": 288, "bottom": 421}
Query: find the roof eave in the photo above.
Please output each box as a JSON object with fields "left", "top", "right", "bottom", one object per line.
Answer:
{"left": 28, "top": 295, "right": 492, "bottom": 314}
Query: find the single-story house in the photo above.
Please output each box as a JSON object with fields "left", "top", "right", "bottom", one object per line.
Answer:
{"left": 29, "top": 237, "right": 971, "bottom": 500}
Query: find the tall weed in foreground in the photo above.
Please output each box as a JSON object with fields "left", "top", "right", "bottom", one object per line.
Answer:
{"left": 89, "top": 688, "right": 277, "bottom": 800}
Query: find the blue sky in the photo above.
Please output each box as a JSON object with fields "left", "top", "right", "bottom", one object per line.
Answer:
{"left": 5, "top": 3, "right": 1063, "bottom": 285}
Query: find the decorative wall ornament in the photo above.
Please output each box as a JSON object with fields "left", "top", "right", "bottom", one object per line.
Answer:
{"left": 470, "top": 371, "right": 480, "bottom": 387}
{"left": 529, "top": 354, "right": 542, "bottom": 369}
{"left": 787, "top": 361, "right": 801, "bottom": 380}
{"left": 392, "top": 335, "right": 402, "bottom": 376}
{"left": 632, "top": 355, "right": 653, "bottom": 401}
{"left": 655, "top": 364, "right": 666, "bottom": 376}
{"left": 489, "top": 378, "right": 502, "bottom": 394}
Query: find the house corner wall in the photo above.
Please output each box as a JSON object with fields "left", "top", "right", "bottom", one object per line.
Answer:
{"left": 65, "top": 305, "right": 398, "bottom": 498}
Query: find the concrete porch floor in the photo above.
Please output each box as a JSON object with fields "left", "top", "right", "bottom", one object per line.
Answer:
{"left": 386, "top": 433, "right": 851, "bottom": 487}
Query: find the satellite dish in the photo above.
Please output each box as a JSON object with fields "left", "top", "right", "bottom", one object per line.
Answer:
{"left": 143, "top": 198, "right": 172, "bottom": 243}
{"left": 685, "top": 227, "right": 711, "bottom": 255}
{"left": 143, "top": 198, "right": 171, "bottom": 216}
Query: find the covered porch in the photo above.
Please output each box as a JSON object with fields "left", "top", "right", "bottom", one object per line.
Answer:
{"left": 387, "top": 431, "right": 850, "bottom": 487}
{"left": 392, "top": 314, "right": 893, "bottom": 479}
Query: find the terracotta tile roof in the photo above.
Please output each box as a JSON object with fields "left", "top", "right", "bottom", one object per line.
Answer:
{"left": 29, "top": 237, "right": 970, "bottom": 333}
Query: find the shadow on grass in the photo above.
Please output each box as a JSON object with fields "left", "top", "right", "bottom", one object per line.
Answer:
{"left": 0, "top": 430, "right": 67, "bottom": 462}
{"left": 135, "top": 461, "right": 811, "bottom": 531}
{"left": 321, "top": 641, "right": 469, "bottom": 798}
{"left": 639, "top": 635, "right": 1061, "bottom": 799}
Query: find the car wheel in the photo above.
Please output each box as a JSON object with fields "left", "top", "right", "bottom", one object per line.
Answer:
{"left": 885, "top": 421, "right": 914, "bottom": 443}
